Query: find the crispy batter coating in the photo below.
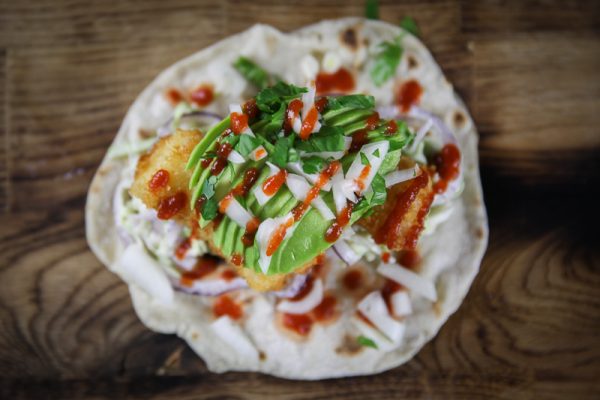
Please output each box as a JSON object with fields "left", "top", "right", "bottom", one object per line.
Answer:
{"left": 129, "top": 129, "right": 313, "bottom": 292}
{"left": 130, "top": 130, "right": 202, "bottom": 222}
{"left": 358, "top": 165, "right": 434, "bottom": 251}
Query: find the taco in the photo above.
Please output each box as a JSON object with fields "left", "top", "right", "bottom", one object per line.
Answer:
{"left": 86, "top": 18, "right": 488, "bottom": 379}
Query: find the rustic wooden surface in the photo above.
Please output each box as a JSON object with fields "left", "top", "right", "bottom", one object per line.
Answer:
{"left": 1, "top": 0, "right": 599, "bottom": 398}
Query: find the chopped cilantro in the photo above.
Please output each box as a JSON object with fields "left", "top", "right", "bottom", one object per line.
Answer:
{"left": 270, "top": 135, "right": 294, "bottom": 168}
{"left": 365, "top": 0, "right": 379, "bottom": 20}
{"left": 302, "top": 156, "right": 329, "bottom": 174}
{"left": 360, "top": 152, "right": 371, "bottom": 166}
{"left": 256, "top": 82, "right": 307, "bottom": 113}
{"left": 201, "top": 197, "right": 218, "bottom": 220}
{"left": 233, "top": 57, "right": 269, "bottom": 90}
{"left": 373, "top": 148, "right": 380, "bottom": 157}
{"left": 357, "top": 335, "right": 378, "bottom": 349}
{"left": 400, "top": 16, "right": 420, "bottom": 37}
{"left": 295, "top": 126, "right": 345, "bottom": 153}
{"left": 370, "top": 39, "right": 403, "bottom": 87}
{"left": 236, "top": 135, "right": 261, "bottom": 156}
{"left": 325, "top": 94, "right": 375, "bottom": 111}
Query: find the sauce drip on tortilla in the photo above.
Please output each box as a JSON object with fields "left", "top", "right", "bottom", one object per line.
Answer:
{"left": 433, "top": 143, "right": 461, "bottom": 194}
{"left": 342, "top": 269, "right": 363, "bottom": 291}
{"left": 213, "top": 295, "right": 243, "bottom": 320}
{"left": 398, "top": 79, "right": 422, "bottom": 112}
{"left": 180, "top": 255, "right": 220, "bottom": 286}
{"left": 165, "top": 88, "right": 183, "bottom": 105}
{"left": 313, "top": 295, "right": 337, "bottom": 322}
{"left": 190, "top": 85, "right": 213, "bottom": 107}
{"left": 398, "top": 249, "right": 420, "bottom": 270}
{"left": 316, "top": 68, "right": 355, "bottom": 94}
{"left": 157, "top": 191, "right": 187, "bottom": 220}
{"left": 282, "top": 313, "right": 313, "bottom": 336}
{"left": 221, "top": 269, "right": 238, "bottom": 281}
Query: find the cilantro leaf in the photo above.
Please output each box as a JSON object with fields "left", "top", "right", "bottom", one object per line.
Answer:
{"left": 365, "top": 0, "right": 379, "bottom": 20}
{"left": 369, "top": 173, "right": 387, "bottom": 206}
{"left": 379, "top": 149, "right": 402, "bottom": 176}
{"left": 260, "top": 102, "right": 286, "bottom": 139}
{"left": 256, "top": 82, "right": 307, "bottom": 113}
{"left": 201, "top": 197, "right": 218, "bottom": 221}
{"left": 357, "top": 335, "right": 378, "bottom": 349}
{"left": 236, "top": 134, "right": 261, "bottom": 156}
{"left": 325, "top": 94, "right": 375, "bottom": 111}
{"left": 400, "top": 16, "right": 420, "bottom": 37}
{"left": 270, "top": 135, "right": 294, "bottom": 168}
{"left": 370, "top": 39, "right": 403, "bottom": 87}
{"left": 295, "top": 126, "right": 345, "bottom": 153}
{"left": 360, "top": 152, "right": 371, "bottom": 166}
{"left": 373, "top": 148, "right": 380, "bottom": 157}
{"left": 201, "top": 175, "right": 217, "bottom": 199}
{"left": 302, "top": 156, "right": 328, "bottom": 174}
{"left": 233, "top": 57, "right": 269, "bottom": 89}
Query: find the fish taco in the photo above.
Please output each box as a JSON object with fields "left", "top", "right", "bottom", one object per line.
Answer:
{"left": 86, "top": 18, "right": 488, "bottom": 379}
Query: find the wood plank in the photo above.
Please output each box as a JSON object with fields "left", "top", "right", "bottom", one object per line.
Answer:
{"left": 0, "top": 49, "right": 6, "bottom": 211}
{"left": 0, "top": 1, "right": 226, "bottom": 47}
{"left": 472, "top": 33, "right": 600, "bottom": 185}
{"left": 461, "top": 0, "right": 600, "bottom": 34}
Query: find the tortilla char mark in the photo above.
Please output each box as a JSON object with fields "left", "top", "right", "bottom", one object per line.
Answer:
{"left": 358, "top": 166, "right": 434, "bottom": 251}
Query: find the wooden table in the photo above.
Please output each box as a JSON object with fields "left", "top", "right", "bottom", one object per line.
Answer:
{"left": 1, "top": 1, "right": 599, "bottom": 398}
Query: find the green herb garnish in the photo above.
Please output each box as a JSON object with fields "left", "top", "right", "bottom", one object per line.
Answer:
{"left": 370, "top": 38, "right": 403, "bottom": 87}
{"left": 256, "top": 82, "right": 307, "bottom": 113}
{"left": 365, "top": 0, "right": 379, "bottom": 20}
{"left": 295, "top": 126, "right": 346, "bottom": 153}
{"left": 233, "top": 56, "right": 270, "bottom": 90}
{"left": 400, "top": 16, "right": 420, "bottom": 37}
{"left": 360, "top": 152, "right": 371, "bottom": 166}
{"left": 357, "top": 335, "right": 378, "bottom": 349}
{"left": 301, "top": 156, "right": 329, "bottom": 174}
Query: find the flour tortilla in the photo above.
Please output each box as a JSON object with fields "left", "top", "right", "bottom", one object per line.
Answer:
{"left": 86, "top": 18, "right": 488, "bottom": 379}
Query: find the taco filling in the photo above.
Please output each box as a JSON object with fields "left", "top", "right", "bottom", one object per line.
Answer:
{"left": 88, "top": 19, "right": 487, "bottom": 377}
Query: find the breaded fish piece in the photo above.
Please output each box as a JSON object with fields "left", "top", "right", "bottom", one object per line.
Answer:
{"left": 130, "top": 129, "right": 202, "bottom": 222}
{"left": 130, "top": 129, "right": 313, "bottom": 292}
{"left": 358, "top": 166, "right": 434, "bottom": 251}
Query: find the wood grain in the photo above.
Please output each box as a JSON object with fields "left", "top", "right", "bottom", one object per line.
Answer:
{"left": 0, "top": 0, "right": 599, "bottom": 398}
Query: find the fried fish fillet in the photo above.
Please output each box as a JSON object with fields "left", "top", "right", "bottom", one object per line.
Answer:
{"left": 358, "top": 165, "right": 434, "bottom": 251}
{"left": 130, "top": 129, "right": 201, "bottom": 222}
{"left": 129, "top": 130, "right": 313, "bottom": 291}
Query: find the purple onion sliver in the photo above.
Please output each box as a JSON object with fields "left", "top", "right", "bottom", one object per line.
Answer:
{"left": 172, "top": 277, "right": 248, "bottom": 297}
{"left": 272, "top": 274, "right": 309, "bottom": 298}
{"left": 332, "top": 244, "right": 350, "bottom": 267}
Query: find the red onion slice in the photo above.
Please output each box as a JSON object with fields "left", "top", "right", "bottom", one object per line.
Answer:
{"left": 272, "top": 273, "right": 309, "bottom": 298}
{"left": 172, "top": 276, "right": 248, "bottom": 297}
